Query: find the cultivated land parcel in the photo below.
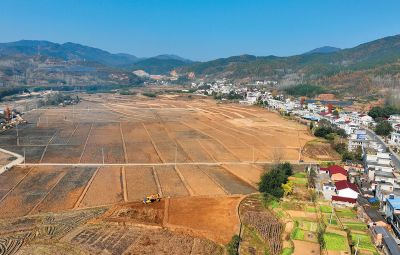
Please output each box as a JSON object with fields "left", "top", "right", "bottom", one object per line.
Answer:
{"left": 0, "top": 94, "right": 317, "bottom": 254}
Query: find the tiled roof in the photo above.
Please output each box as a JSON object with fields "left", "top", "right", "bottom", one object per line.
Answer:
{"left": 329, "top": 165, "right": 348, "bottom": 176}
{"left": 335, "top": 180, "right": 359, "bottom": 193}
{"left": 358, "top": 114, "right": 366, "bottom": 117}
{"left": 332, "top": 195, "right": 356, "bottom": 203}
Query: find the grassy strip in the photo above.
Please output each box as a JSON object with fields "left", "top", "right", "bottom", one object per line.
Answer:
{"left": 343, "top": 222, "right": 367, "bottom": 230}
{"left": 270, "top": 200, "right": 280, "bottom": 208}
{"left": 306, "top": 208, "right": 319, "bottom": 213}
{"left": 292, "top": 173, "right": 306, "bottom": 178}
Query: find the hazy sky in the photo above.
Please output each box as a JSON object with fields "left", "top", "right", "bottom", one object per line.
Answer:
{"left": 1, "top": 0, "right": 399, "bottom": 61}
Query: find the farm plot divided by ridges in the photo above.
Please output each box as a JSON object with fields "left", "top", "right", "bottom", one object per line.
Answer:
{"left": 80, "top": 122, "right": 125, "bottom": 164}
{"left": 49, "top": 122, "right": 79, "bottom": 144}
{"left": 177, "top": 140, "right": 214, "bottom": 162}
{"left": 155, "top": 166, "right": 189, "bottom": 197}
{"left": 0, "top": 166, "right": 69, "bottom": 219}
{"left": 125, "top": 166, "right": 158, "bottom": 201}
{"left": 197, "top": 139, "right": 239, "bottom": 162}
{"left": 0, "top": 166, "right": 33, "bottom": 200}
{"left": 177, "top": 165, "right": 226, "bottom": 196}
{"left": 222, "top": 164, "right": 262, "bottom": 186}
{"left": 78, "top": 166, "right": 123, "bottom": 208}
{"left": 121, "top": 122, "right": 162, "bottom": 163}
{"left": 30, "top": 166, "right": 98, "bottom": 214}
{"left": 0, "top": 146, "right": 46, "bottom": 163}
{"left": 198, "top": 165, "right": 257, "bottom": 195}
{"left": 41, "top": 145, "right": 84, "bottom": 163}
{"left": 62, "top": 225, "right": 148, "bottom": 255}
{"left": 67, "top": 122, "right": 92, "bottom": 145}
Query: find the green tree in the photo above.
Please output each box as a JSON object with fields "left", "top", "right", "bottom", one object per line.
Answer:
{"left": 334, "top": 143, "right": 347, "bottom": 154}
{"left": 332, "top": 110, "right": 339, "bottom": 116}
{"left": 310, "top": 121, "right": 314, "bottom": 130}
{"left": 342, "top": 151, "right": 353, "bottom": 161}
{"left": 375, "top": 121, "right": 394, "bottom": 136}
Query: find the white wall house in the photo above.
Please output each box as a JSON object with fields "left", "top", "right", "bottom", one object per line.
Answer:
{"left": 335, "top": 180, "right": 360, "bottom": 199}
{"left": 391, "top": 132, "right": 400, "bottom": 145}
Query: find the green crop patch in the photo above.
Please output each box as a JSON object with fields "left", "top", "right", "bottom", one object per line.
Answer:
{"left": 320, "top": 205, "right": 332, "bottom": 213}
{"left": 350, "top": 233, "right": 376, "bottom": 252}
{"left": 291, "top": 228, "right": 305, "bottom": 240}
{"left": 323, "top": 232, "right": 348, "bottom": 251}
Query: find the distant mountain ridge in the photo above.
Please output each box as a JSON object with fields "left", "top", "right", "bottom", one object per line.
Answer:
{"left": 177, "top": 34, "right": 400, "bottom": 78}
{"left": 0, "top": 40, "right": 194, "bottom": 67}
{"left": 303, "top": 46, "right": 341, "bottom": 54}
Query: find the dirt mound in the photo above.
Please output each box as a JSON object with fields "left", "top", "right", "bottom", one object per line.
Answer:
{"left": 89, "top": 200, "right": 165, "bottom": 226}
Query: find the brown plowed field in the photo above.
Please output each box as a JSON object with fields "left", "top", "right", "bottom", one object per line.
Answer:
{"left": 177, "top": 165, "right": 226, "bottom": 196}
{"left": 197, "top": 139, "right": 240, "bottom": 162}
{"left": 78, "top": 166, "right": 123, "bottom": 208}
{"left": 199, "top": 165, "right": 257, "bottom": 195}
{"left": 0, "top": 166, "right": 69, "bottom": 219}
{"left": 168, "top": 196, "right": 243, "bottom": 244}
{"left": 67, "top": 122, "right": 91, "bottom": 145}
{"left": 292, "top": 240, "right": 320, "bottom": 255}
{"left": 80, "top": 145, "right": 125, "bottom": 164}
{"left": 155, "top": 166, "right": 189, "bottom": 197}
{"left": 122, "top": 122, "right": 162, "bottom": 163}
{"left": 31, "top": 166, "right": 98, "bottom": 214}
{"left": 50, "top": 122, "right": 79, "bottom": 144}
{"left": 0, "top": 146, "right": 45, "bottom": 163}
{"left": 125, "top": 166, "right": 159, "bottom": 201}
{"left": 41, "top": 145, "right": 84, "bottom": 163}
{"left": 0, "top": 166, "right": 33, "bottom": 200}
{"left": 178, "top": 140, "right": 214, "bottom": 162}
{"left": 222, "top": 164, "right": 262, "bottom": 186}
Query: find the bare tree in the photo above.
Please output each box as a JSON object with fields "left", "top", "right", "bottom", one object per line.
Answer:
{"left": 272, "top": 146, "right": 284, "bottom": 167}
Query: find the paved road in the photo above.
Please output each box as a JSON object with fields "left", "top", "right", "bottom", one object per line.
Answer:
{"left": 361, "top": 127, "right": 400, "bottom": 171}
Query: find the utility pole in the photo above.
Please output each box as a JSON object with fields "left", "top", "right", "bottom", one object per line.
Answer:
{"left": 299, "top": 147, "right": 302, "bottom": 163}
{"left": 16, "top": 123, "right": 18, "bottom": 137}
{"left": 355, "top": 236, "right": 362, "bottom": 255}
{"left": 102, "top": 148, "right": 104, "bottom": 165}
{"left": 73, "top": 104, "right": 75, "bottom": 118}
{"left": 46, "top": 116, "right": 48, "bottom": 127}
{"left": 23, "top": 148, "right": 26, "bottom": 166}
{"left": 329, "top": 206, "right": 333, "bottom": 226}
{"left": 175, "top": 146, "right": 177, "bottom": 166}
{"left": 253, "top": 147, "right": 255, "bottom": 163}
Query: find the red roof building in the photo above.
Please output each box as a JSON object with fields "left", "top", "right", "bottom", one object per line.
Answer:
{"left": 328, "top": 165, "right": 348, "bottom": 181}
{"left": 335, "top": 180, "right": 358, "bottom": 192}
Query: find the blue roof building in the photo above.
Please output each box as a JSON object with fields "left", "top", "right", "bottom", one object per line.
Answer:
{"left": 386, "top": 196, "right": 400, "bottom": 239}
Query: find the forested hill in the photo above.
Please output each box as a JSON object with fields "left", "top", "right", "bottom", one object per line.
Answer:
{"left": 0, "top": 40, "right": 137, "bottom": 66}
{"left": 117, "top": 58, "right": 190, "bottom": 75}
{"left": 177, "top": 34, "right": 400, "bottom": 78}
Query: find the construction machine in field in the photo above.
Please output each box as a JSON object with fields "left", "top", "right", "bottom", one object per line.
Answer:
{"left": 143, "top": 193, "right": 161, "bottom": 204}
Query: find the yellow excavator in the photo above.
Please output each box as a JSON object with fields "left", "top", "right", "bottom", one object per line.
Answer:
{"left": 143, "top": 193, "right": 161, "bottom": 204}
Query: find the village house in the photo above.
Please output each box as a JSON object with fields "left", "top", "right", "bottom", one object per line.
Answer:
{"left": 334, "top": 180, "right": 360, "bottom": 199}
{"left": 328, "top": 165, "right": 348, "bottom": 181}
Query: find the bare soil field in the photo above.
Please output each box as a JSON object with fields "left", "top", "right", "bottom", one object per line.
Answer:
{"left": 125, "top": 166, "right": 159, "bottom": 201}
{"left": 0, "top": 146, "right": 46, "bottom": 163}
{"left": 292, "top": 240, "right": 320, "bottom": 255}
{"left": 222, "top": 164, "right": 263, "bottom": 186}
{"left": 199, "top": 165, "right": 257, "bottom": 195}
{"left": 31, "top": 166, "right": 98, "bottom": 214}
{"left": 80, "top": 144, "right": 125, "bottom": 164}
{"left": 0, "top": 150, "right": 14, "bottom": 168}
{"left": 121, "top": 122, "right": 162, "bottom": 163}
{"left": 41, "top": 145, "right": 84, "bottom": 163}
{"left": 155, "top": 165, "right": 189, "bottom": 197}
{"left": 0, "top": 166, "right": 69, "bottom": 219}
{"left": 0, "top": 166, "right": 33, "bottom": 200}
{"left": 177, "top": 165, "right": 227, "bottom": 196}
{"left": 197, "top": 139, "right": 240, "bottom": 162}
{"left": 177, "top": 139, "right": 214, "bottom": 162}
{"left": 49, "top": 122, "right": 79, "bottom": 144}
{"left": 67, "top": 122, "right": 92, "bottom": 145}
{"left": 78, "top": 166, "right": 123, "bottom": 208}
{"left": 167, "top": 196, "right": 243, "bottom": 244}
